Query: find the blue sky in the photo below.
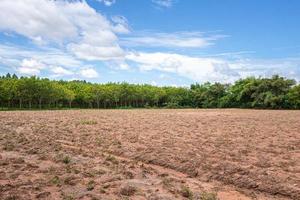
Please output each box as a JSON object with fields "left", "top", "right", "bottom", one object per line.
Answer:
{"left": 0, "top": 0, "right": 300, "bottom": 86}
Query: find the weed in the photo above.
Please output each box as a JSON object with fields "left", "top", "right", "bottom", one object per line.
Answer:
{"left": 200, "top": 192, "right": 218, "bottom": 200}
{"left": 27, "top": 148, "right": 38, "bottom": 154}
{"left": 162, "top": 177, "right": 172, "bottom": 188}
{"left": 87, "top": 180, "right": 95, "bottom": 191}
{"left": 62, "top": 155, "right": 71, "bottom": 164}
{"left": 3, "top": 143, "right": 15, "bottom": 151}
{"left": 123, "top": 171, "right": 134, "bottom": 179}
{"left": 181, "top": 186, "right": 193, "bottom": 199}
{"left": 105, "top": 154, "right": 118, "bottom": 164}
{"left": 50, "top": 176, "right": 61, "bottom": 186}
{"left": 99, "top": 188, "right": 106, "bottom": 193}
{"left": 120, "top": 185, "right": 136, "bottom": 196}
{"left": 103, "top": 183, "right": 111, "bottom": 189}
{"left": 36, "top": 192, "right": 50, "bottom": 199}
{"left": 5, "top": 195, "right": 19, "bottom": 200}
{"left": 96, "top": 138, "right": 103, "bottom": 146}
{"left": 80, "top": 120, "right": 97, "bottom": 125}
{"left": 62, "top": 194, "right": 74, "bottom": 200}
{"left": 63, "top": 176, "right": 76, "bottom": 186}
{"left": 65, "top": 165, "right": 72, "bottom": 173}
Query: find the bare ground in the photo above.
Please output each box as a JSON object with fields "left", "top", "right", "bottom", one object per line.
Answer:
{"left": 0, "top": 109, "right": 299, "bottom": 200}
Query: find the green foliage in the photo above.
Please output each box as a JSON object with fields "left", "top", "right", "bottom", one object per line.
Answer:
{"left": 0, "top": 74, "right": 299, "bottom": 109}
{"left": 287, "top": 84, "right": 300, "bottom": 108}
{"left": 191, "top": 82, "right": 228, "bottom": 108}
{"left": 225, "top": 75, "right": 295, "bottom": 108}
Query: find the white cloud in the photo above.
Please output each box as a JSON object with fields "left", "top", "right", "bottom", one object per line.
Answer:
{"left": 119, "top": 63, "right": 130, "bottom": 70}
{"left": 18, "top": 59, "right": 45, "bottom": 75}
{"left": 228, "top": 58, "right": 300, "bottom": 81}
{"left": 97, "top": 0, "right": 116, "bottom": 6}
{"left": 0, "top": 44, "right": 100, "bottom": 78}
{"left": 51, "top": 66, "right": 73, "bottom": 76}
{"left": 111, "top": 16, "right": 130, "bottom": 34}
{"left": 151, "top": 81, "right": 158, "bottom": 86}
{"left": 121, "top": 32, "right": 225, "bottom": 48}
{"left": 1, "top": 44, "right": 300, "bottom": 83}
{"left": 0, "top": 44, "right": 82, "bottom": 69}
{"left": 80, "top": 68, "right": 99, "bottom": 78}
{"left": 126, "top": 51, "right": 300, "bottom": 83}
{"left": 103, "top": 60, "right": 131, "bottom": 70}
{"left": 0, "top": 0, "right": 76, "bottom": 42}
{"left": 68, "top": 43, "right": 124, "bottom": 61}
{"left": 152, "top": 0, "right": 173, "bottom": 8}
{"left": 126, "top": 52, "right": 235, "bottom": 82}
{"left": 0, "top": 0, "right": 128, "bottom": 61}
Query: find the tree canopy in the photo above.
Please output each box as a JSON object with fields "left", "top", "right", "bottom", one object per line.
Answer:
{"left": 0, "top": 73, "right": 299, "bottom": 109}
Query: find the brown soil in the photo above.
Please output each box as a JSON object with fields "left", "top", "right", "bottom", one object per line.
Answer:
{"left": 0, "top": 109, "right": 299, "bottom": 200}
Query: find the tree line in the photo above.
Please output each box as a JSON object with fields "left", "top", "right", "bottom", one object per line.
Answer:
{"left": 0, "top": 73, "right": 300, "bottom": 109}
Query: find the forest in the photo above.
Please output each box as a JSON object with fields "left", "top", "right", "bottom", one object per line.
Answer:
{"left": 0, "top": 73, "right": 300, "bottom": 109}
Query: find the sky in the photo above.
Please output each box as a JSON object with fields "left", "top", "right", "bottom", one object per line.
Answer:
{"left": 0, "top": 0, "right": 300, "bottom": 86}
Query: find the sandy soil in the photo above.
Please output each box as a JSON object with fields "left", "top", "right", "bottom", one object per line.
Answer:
{"left": 0, "top": 109, "right": 299, "bottom": 200}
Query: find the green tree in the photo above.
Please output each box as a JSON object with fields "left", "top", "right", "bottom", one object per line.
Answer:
{"left": 287, "top": 84, "right": 300, "bottom": 108}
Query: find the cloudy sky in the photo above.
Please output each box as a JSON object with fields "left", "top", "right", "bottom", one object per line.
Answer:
{"left": 0, "top": 0, "right": 300, "bottom": 85}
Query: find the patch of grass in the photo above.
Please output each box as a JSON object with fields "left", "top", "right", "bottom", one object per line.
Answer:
{"left": 103, "top": 183, "right": 111, "bottom": 189}
{"left": 112, "top": 140, "right": 122, "bottom": 147}
{"left": 120, "top": 185, "right": 137, "bottom": 196}
{"left": 123, "top": 171, "right": 134, "bottom": 179}
{"left": 83, "top": 170, "right": 95, "bottom": 178}
{"left": 162, "top": 177, "right": 173, "bottom": 188}
{"left": 62, "top": 155, "right": 71, "bottom": 164}
{"left": 181, "top": 186, "right": 193, "bottom": 199}
{"left": 99, "top": 188, "right": 106, "bottom": 193}
{"left": 5, "top": 195, "right": 19, "bottom": 200}
{"left": 13, "top": 157, "right": 25, "bottom": 164}
{"left": 3, "top": 143, "right": 15, "bottom": 151}
{"left": 87, "top": 180, "right": 95, "bottom": 191}
{"left": 63, "top": 176, "right": 76, "bottom": 186}
{"left": 36, "top": 191, "right": 50, "bottom": 199}
{"left": 27, "top": 148, "right": 38, "bottom": 154}
{"left": 62, "top": 194, "right": 74, "bottom": 200}
{"left": 50, "top": 176, "right": 61, "bottom": 186}
{"left": 73, "top": 168, "right": 80, "bottom": 174}
{"left": 200, "top": 192, "right": 218, "bottom": 200}
{"left": 105, "top": 154, "right": 118, "bottom": 165}
{"left": 80, "top": 120, "right": 97, "bottom": 125}
{"left": 96, "top": 138, "right": 103, "bottom": 146}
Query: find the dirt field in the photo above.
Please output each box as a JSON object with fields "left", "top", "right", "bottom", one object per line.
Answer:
{"left": 0, "top": 109, "right": 299, "bottom": 200}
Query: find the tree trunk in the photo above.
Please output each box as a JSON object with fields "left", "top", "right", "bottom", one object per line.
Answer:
{"left": 39, "top": 98, "right": 42, "bottom": 109}
{"left": 19, "top": 99, "right": 22, "bottom": 109}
